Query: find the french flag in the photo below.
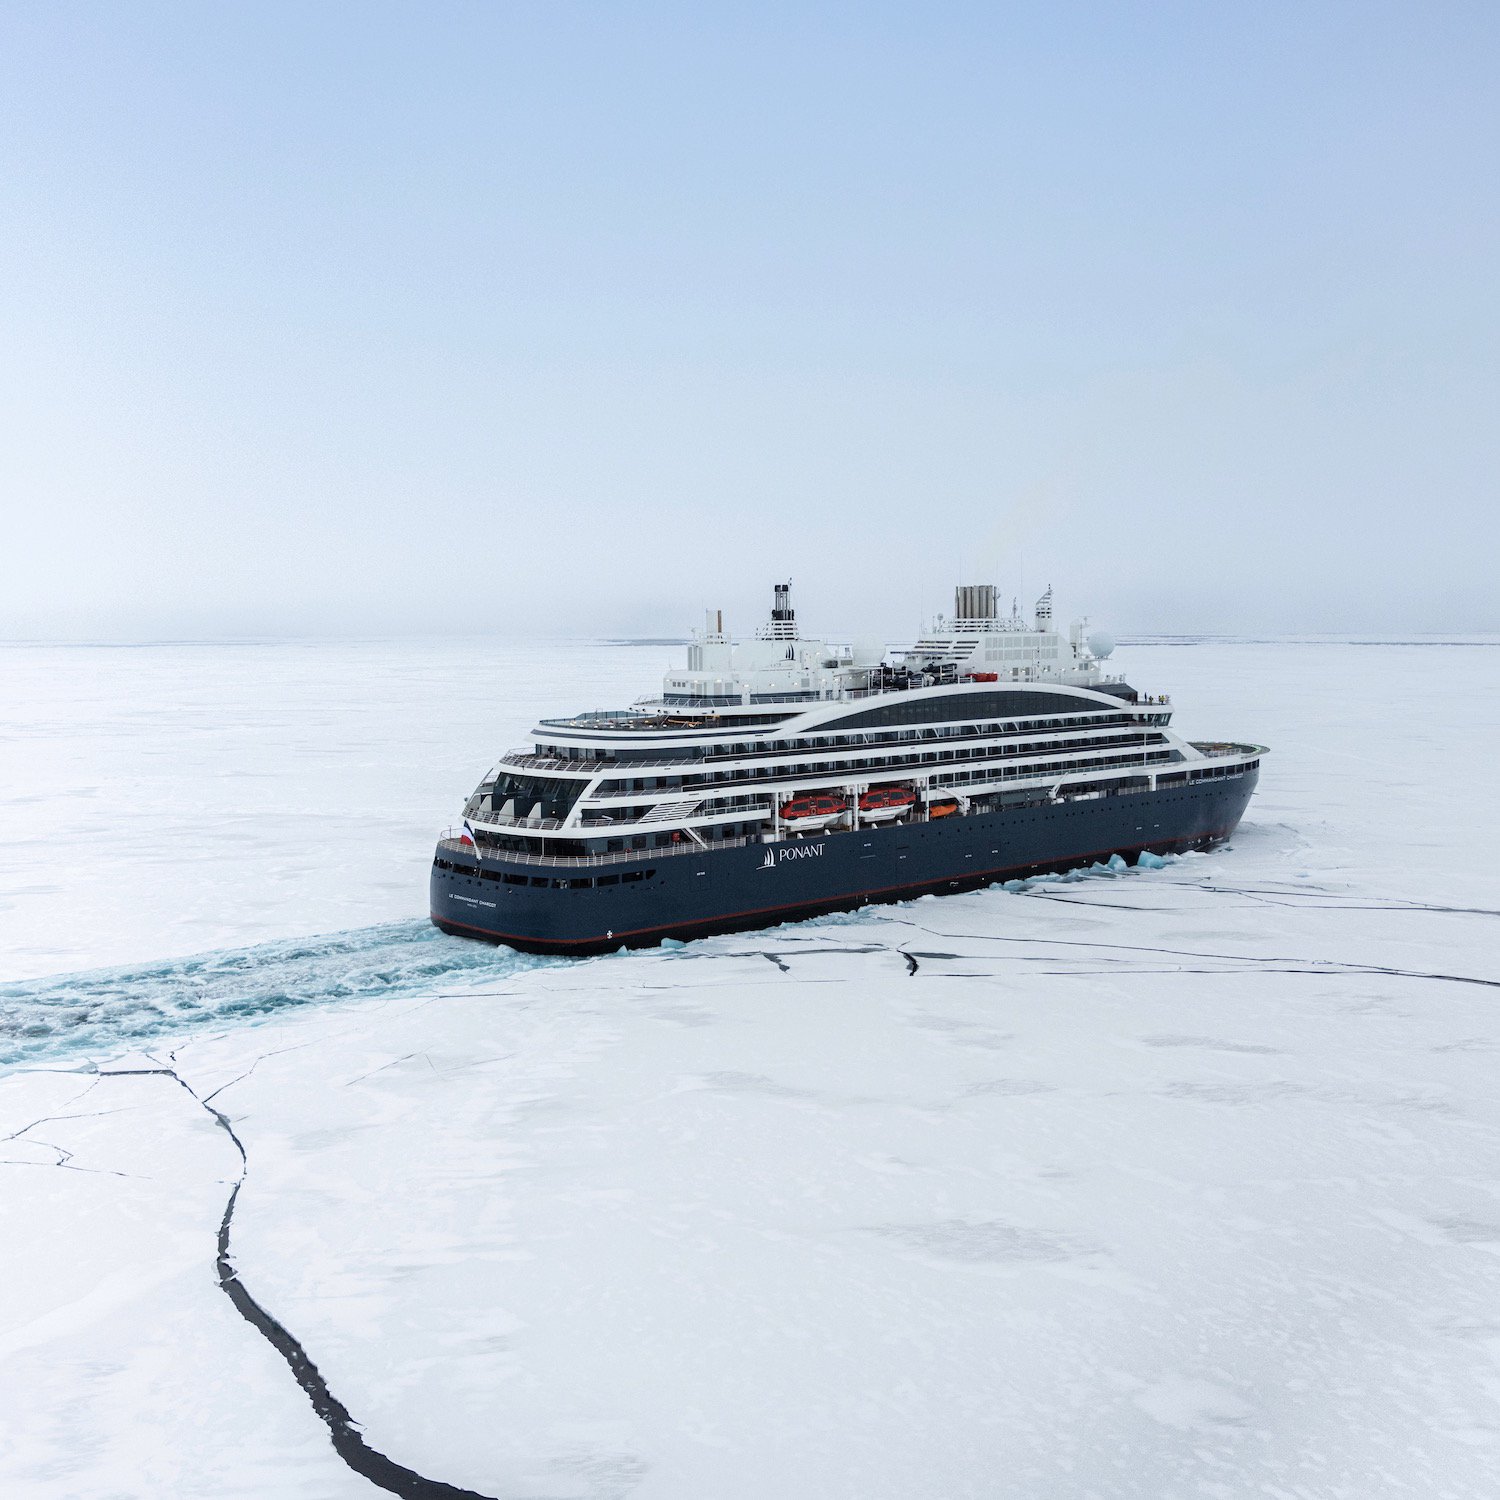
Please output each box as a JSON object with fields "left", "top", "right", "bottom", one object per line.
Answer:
{"left": 460, "top": 819, "right": 479, "bottom": 849}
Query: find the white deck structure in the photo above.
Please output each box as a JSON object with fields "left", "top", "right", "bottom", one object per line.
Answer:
{"left": 454, "top": 585, "right": 1261, "bottom": 863}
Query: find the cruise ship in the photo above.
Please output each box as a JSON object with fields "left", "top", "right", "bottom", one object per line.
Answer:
{"left": 431, "top": 584, "right": 1264, "bottom": 954}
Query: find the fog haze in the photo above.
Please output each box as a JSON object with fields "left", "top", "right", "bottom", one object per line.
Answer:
{"left": 2, "top": 2, "right": 1496, "bottom": 641}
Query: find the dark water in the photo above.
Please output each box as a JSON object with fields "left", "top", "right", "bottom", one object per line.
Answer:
{"left": 0, "top": 921, "right": 560, "bottom": 1070}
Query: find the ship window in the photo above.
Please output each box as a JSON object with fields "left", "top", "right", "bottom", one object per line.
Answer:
{"left": 569, "top": 877, "right": 592, "bottom": 889}
{"left": 502, "top": 873, "right": 527, "bottom": 885}
{"left": 598, "top": 873, "right": 620, "bottom": 886}
{"left": 529, "top": 876, "right": 548, "bottom": 887}
{"left": 622, "top": 870, "right": 644, "bottom": 882}
{"left": 485, "top": 771, "right": 588, "bottom": 822}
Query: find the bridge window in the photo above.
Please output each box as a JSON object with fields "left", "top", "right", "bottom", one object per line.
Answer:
{"left": 483, "top": 772, "right": 587, "bottom": 822}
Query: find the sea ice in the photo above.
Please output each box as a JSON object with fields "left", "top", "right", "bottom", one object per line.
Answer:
{"left": 3, "top": 637, "right": 1500, "bottom": 1497}
{"left": 0, "top": 637, "right": 672, "bottom": 983}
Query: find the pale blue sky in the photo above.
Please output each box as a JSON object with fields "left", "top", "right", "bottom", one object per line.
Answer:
{"left": 2, "top": 2, "right": 1496, "bottom": 639}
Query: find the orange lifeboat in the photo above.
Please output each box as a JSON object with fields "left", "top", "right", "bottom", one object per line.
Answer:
{"left": 779, "top": 793, "right": 849, "bottom": 830}
{"left": 857, "top": 786, "right": 916, "bottom": 823}
{"left": 928, "top": 797, "right": 960, "bottom": 820}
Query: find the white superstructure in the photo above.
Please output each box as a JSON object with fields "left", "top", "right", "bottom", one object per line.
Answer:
{"left": 665, "top": 582, "right": 1109, "bottom": 705}
{"left": 453, "top": 584, "right": 1261, "bottom": 864}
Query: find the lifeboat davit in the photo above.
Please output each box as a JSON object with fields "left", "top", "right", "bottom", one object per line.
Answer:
{"left": 779, "top": 793, "right": 849, "bottom": 831}
{"left": 857, "top": 786, "right": 916, "bottom": 823}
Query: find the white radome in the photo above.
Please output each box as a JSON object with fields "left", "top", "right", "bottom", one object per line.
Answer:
{"left": 1087, "top": 630, "right": 1115, "bottom": 660}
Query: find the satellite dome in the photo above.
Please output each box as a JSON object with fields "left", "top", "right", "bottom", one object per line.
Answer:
{"left": 1087, "top": 630, "right": 1115, "bottom": 660}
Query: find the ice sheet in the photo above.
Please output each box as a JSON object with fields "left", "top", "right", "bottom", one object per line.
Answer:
{"left": 3, "top": 638, "right": 1500, "bottom": 1497}
{"left": 0, "top": 637, "right": 672, "bottom": 982}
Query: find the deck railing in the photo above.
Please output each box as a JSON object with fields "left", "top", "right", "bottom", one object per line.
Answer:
{"left": 539, "top": 675, "right": 1139, "bottom": 731}
{"left": 504, "top": 710, "right": 1167, "bottom": 775}
{"left": 437, "top": 832, "right": 761, "bottom": 869}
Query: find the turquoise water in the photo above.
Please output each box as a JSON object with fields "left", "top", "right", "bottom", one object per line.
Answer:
{"left": 0, "top": 921, "right": 560, "bottom": 1070}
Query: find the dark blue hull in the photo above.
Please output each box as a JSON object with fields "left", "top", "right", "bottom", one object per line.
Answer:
{"left": 430, "top": 769, "right": 1258, "bottom": 955}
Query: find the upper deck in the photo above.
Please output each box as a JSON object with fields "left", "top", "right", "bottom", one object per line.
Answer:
{"left": 549, "top": 585, "right": 1121, "bottom": 728}
{"left": 540, "top": 584, "right": 1140, "bottom": 744}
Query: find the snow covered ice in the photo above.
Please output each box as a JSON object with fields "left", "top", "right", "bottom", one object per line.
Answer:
{"left": 3, "top": 637, "right": 1500, "bottom": 1497}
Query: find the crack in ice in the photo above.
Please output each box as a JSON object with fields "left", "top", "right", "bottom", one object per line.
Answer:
{"left": 92, "top": 1062, "right": 500, "bottom": 1500}
{"left": 880, "top": 921, "right": 1500, "bottom": 991}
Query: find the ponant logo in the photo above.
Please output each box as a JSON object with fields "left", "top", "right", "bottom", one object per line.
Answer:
{"left": 760, "top": 841, "right": 826, "bottom": 869}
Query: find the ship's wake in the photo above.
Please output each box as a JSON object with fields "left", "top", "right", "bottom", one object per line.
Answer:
{"left": 0, "top": 922, "right": 559, "bottom": 1071}
{"left": 1, "top": 854, "right": 1227, "bottom": 1072}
